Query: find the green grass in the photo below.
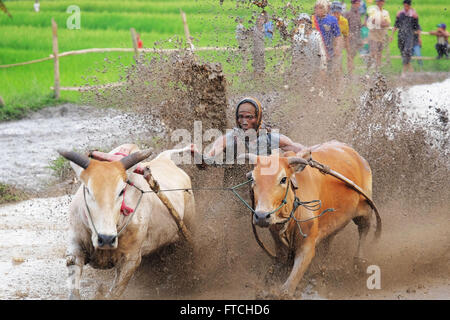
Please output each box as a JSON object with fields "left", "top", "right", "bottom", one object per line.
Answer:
{"left": 46, "top": 155, "right": 73, "bottom": 181}
{"left": 1, "top": 0, "right": 449, "bottom": 120}
{"left": 0, "top": 182, "right": 28, "bottom": 204}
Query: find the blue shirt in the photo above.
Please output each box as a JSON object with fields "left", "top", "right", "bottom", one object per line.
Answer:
{"left": 313, "top": 14, "right": 341, "bottom": 57}
{"left": 264, "top": 21, "right": 274, "bottom": 39}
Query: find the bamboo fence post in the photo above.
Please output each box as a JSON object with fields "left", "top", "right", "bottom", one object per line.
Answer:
{"left": 180, "top": 9, "right": 194, "bottom": 50}
{"left": 51, "top": 18, "right": 60, "bottom": 99}
{"left": 130, "top": 28, "right": 139, "bottom": 57}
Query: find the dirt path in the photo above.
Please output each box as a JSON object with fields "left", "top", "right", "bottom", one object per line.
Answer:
{"left": 0, "top": 76, "right": 449, "bottom": 300}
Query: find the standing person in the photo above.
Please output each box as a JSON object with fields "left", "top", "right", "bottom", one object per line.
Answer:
{"left": 344, "top": 0, "right": 363, "bottom": 75}
{"left": 33, "top": 0, "right": 40, "bottom": 12}
{"left": 236, "top": 17, "right": 250, "bottom": 72}
{"left": 366, "top": 0, "right": 391, "bottom": 71}
{"left": 136, "top": 33, "right": 143, "bottom": 49}
{"left": 330, "top": 1, "right": 349, "bottom": 73}
{"left": 359, "top": 0, "right": 367, "bottom": 16}
{"left": 429, "top": 23, "right": 449, "bottom": 59}
{"left": 253, "top": 12, "right": 266, "bottom": 76}
{"left": 411, "top": 24, "right": 423, "bottom": 69}
{"left": 391, "top": 0, "right": 419, "bottom": 77}
{"left": 312, "top": 0, "right": 342, "bottom": 73}
{"left": 262, "top": 11, "right": 274, "bottom": 41}
{"left": 291, "top": 13, "right": 328, "bottom": 84}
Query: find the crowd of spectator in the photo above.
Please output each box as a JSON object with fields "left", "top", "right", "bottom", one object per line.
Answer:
{"left": 236, "top": 0, "right": 449, "bottom": 79}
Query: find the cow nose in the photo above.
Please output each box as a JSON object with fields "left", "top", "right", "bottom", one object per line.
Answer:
{"left": 97, "top": 234, "right": 117, "bottom": 248}
{"left": 253, "top": 211, "right": 270, "bottom": 227}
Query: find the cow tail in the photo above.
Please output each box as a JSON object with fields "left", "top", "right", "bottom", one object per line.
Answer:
{"left": 374, "top": 206, "right": 382, "bottom": 240}
{"left": 153, "top": 145, "right": 192, "bottom": 161}
{"left": 366, "top": 200, "right": 382, "bottom": 241}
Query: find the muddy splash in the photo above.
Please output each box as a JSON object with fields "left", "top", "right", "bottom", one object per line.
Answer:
{"left": 1, "top": 1, "right": 449, "bottom": 300}
{"left": 79, "top": 59, "right": 450, "bottom": 300}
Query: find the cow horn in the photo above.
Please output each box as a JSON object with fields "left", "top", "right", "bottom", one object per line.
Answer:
{"left": 237, "top": 153, "right": 257, "bottom": 163}
{"left": 57, "top": 149, "right": 91, "bottom": 169}
{"left": 120, "top": 149, "right": 153, "bottom": 170}
{"left": 288, "top": 157, "right": 309, "bottom": 166}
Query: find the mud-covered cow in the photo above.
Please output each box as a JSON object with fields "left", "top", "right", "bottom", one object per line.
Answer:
{"left": 59, "top": 144, "right": 195, "bottom": 299}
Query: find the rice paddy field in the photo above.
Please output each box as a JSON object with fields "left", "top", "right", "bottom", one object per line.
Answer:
{"left": 1, "top": 0, "right": 449, "bottom": 120}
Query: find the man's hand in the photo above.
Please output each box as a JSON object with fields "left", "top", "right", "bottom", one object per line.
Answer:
{"left": 190, "top": 143, "right": 199, "bottom": 154}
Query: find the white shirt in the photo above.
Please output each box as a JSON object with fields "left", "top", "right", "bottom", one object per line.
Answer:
{"left": 292, "top": 30, "right": 327, "bottom": 71}
{"left": 367, "top": 5, "right": 391, "bottom": 30}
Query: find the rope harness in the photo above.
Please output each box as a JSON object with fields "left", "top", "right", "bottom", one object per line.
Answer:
{"left": 83, "top": 183, "right": 145, "bottom": 239}
{"left": 82, "top": 154, "right": 379, "bottom": 260}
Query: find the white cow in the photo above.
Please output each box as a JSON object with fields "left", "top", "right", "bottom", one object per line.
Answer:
{"left": 59, "top": 144, "right": 196, "bottom": 299}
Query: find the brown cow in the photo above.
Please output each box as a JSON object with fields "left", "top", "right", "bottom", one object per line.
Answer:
{"left": 244, "top": 140, "right": 381, "bottom": 296}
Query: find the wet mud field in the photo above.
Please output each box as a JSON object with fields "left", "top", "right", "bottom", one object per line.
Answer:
{"left": 0, "top": 70, "right": 449, "bottom": 300}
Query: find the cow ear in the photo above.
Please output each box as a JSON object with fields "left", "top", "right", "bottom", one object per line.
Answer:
{"left": 288, "top": 157, "right": 308, "bottom": 173}
{"left": 290, "top": 175, "right": 299, "bottom": 189}
{"left": 57, "top": 149, "right": 90, "bottom": 179}
{"left": 69, "top": 162, "right": 84, "bottom": 179}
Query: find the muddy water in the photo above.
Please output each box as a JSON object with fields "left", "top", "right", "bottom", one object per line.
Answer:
{"left": 0, "top": 71, "right": 449, "bottom": 299}
{"left": 0, "top": 104, "right": 164, "bottom": 192}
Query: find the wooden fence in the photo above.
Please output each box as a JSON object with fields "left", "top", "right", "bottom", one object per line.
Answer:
{"left": 0, "top": 15, "right": 442, "bottom": 99}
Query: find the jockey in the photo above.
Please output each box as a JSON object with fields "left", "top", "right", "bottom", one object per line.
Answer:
{"left": 190, "top": 97, "right": 305, "bottom": 185}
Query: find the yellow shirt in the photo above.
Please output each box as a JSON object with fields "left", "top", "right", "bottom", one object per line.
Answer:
{"left": 338, "top": 15, "right": 349, "bottom": 38}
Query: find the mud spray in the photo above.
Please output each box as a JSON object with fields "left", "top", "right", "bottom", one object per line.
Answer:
{"left": 78, "top": 2, "right": 449, "bottom": 300}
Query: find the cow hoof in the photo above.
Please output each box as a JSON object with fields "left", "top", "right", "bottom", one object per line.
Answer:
{"left": 69, "top": 290, "right": 81, "bottom": 300}
{"left": 255, "top": 289, "right": 271, "bottom": 300}
{"left": 94, "top": 284, "right": 108, "bottom": 300}
{"left": 353, "top": 257, "right": 369, "bottom": 274}
{"left": 279, "top": 285, "right": 295, "bottom": 300}
{"left": 255, "top": 288, "right": 293, "bottom": 300}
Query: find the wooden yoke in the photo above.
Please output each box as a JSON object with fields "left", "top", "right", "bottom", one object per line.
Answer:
{"left": 142, "top": 166, "right": 193, "bottom": 244}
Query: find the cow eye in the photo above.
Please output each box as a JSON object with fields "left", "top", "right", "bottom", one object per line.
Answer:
{"left": 280, "top": 177, "right": 287, "bottom": 184}
{"left": 119, "top": 189, "right": 125, "bottom": 197}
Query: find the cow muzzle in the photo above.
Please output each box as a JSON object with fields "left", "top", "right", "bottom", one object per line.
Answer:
{"left": 253, "top": 211, "right": 271, "bottom": 228}
{"left": 96, "top": 234, "right": 117, "bottom": 250}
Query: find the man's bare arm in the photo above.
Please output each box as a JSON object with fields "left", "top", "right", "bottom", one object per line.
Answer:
{"left": 279, "top": 135, "right": 306, "bottom": 153}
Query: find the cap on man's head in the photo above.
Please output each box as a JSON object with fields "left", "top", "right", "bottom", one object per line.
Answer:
{"left": 315, "top": 0, "right": 330, "bottom": 8}
{"left": 403, "top": 0, "right": 412, "bottom": 5}
{"left": 330, "top": 1, "right": 343, "bottom": 13}
{"left": 297, "top": 13, "right": 311, "bottom": 22}
{"left": 235, "top": 97, "right": 263, "bottom": 130}
{"left": 437, "top": 23, "right": 446, "bottom": 29}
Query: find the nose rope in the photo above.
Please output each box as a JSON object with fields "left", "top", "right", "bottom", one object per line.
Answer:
{"left": 230, "top": 178, "right": 289, "bottom": 216}
{"left": 83, "top": 186, "right": 99, "bottom": 237}
{"left": 120, "top": 182, "right": 135, "bottom": 216}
